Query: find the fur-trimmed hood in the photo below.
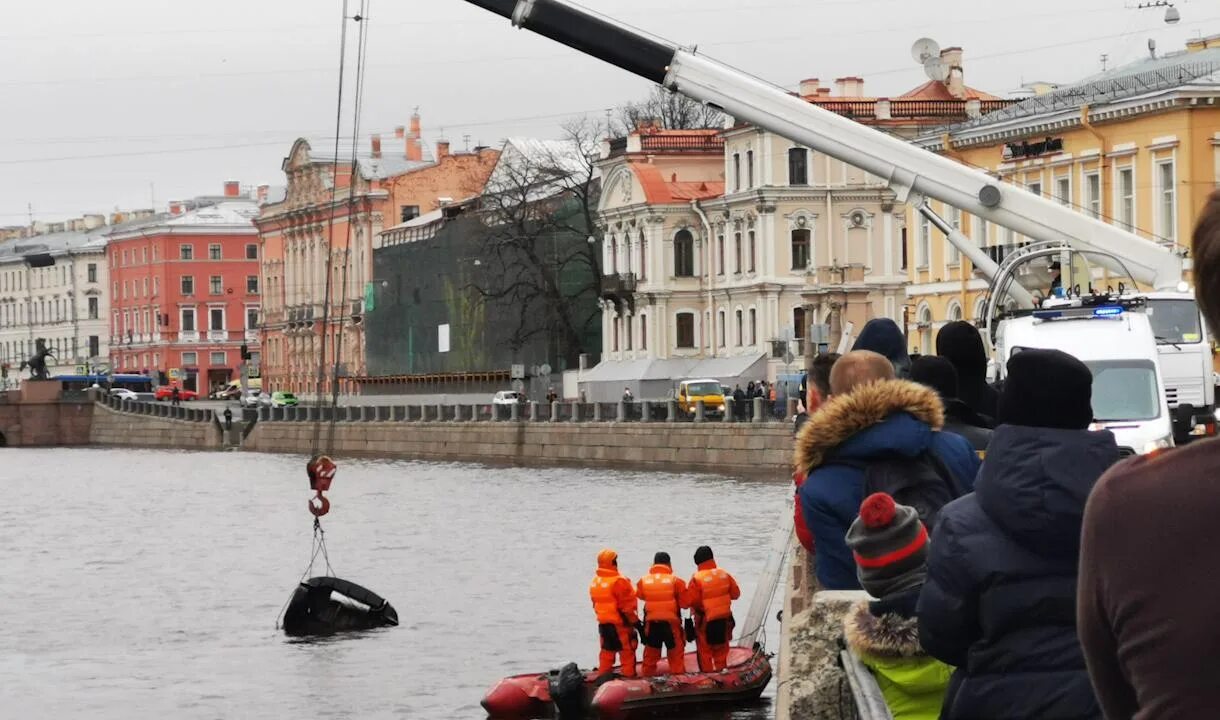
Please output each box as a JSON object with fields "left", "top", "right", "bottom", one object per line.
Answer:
{"left": 844, "top": 600, "right": 925, "bottom": 658}
{"left": 793, "top": 379, "right": 944, "bottom": 474}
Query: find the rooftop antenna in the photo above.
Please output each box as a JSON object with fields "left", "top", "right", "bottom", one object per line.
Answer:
{"left": 1148, "top": 37, "right": 1158, "bottom": 59}
{"left": 912, "top": 38, "right": 948, "bottom": 83}
{"left": 1100, "top": 53, "right": 1110, "bottom": 71}
{"left": 1134, "top": 1, "right": 1180, "bottom": 25}
{"left": 462, "top": 134, "right": 471, "bottom": 151}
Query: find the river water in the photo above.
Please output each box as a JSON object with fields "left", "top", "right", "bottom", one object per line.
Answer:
{"left": 2, "top": 448, "right": 790, "bottom": 719}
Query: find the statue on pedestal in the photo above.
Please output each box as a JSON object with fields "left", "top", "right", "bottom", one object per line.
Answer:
{"left": 19, "top": 338, "right": 54, "bottom": 381}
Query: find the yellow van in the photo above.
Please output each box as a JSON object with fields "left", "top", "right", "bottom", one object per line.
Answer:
{"left": 676, "top": 378, "right": 727, "bottom": 418}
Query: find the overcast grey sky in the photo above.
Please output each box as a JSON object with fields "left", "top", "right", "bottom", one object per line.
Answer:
{"left": 2, "top": 0, "right": 1216, "bottom": 224}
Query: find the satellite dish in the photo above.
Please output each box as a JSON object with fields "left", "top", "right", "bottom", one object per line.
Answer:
{"left": 923, "top": 57, "right": 950, "bottom": 83}
{"left": 539, "top": 363, "right": 552, "bottom": 377}
{"left": 911, "top": 37, "right": 941, "bottom": 64}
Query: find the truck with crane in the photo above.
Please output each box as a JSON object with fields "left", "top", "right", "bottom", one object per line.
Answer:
{"left": 461, "top": 0, "right": 1216, "bottom": 448}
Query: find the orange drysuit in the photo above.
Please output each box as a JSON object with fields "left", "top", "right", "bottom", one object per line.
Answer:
{"left": 636, "top": 562, "right": 688, "bottom": 676}
{"left": 684, "top": 559, "right": 741, "bottom": 671}
{"left": 589, "top": 549, "right": 639, "bottom": 677}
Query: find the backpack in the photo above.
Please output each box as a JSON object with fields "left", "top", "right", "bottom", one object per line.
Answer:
{"left": 835, "top": 452, "right": 962, "bottom": 533}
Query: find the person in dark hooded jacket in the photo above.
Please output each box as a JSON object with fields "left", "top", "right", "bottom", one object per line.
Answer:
{"left": 935, "top": 321, "right": 998, "bottom": 419}
{"left": 910, "top": 356, "right": 992, "bottom": 455}
{"left": 916, "top": 348, "right": 1119, "bottom": 720}
{"left": 853, "top": 318, "right": 911, "bottom": 378}
{"left": 795, "top": 350, "right": 980, "bottom": 590}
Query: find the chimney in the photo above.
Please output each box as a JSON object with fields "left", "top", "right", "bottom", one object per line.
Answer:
{"left": 223, "top": 180, "right": 240, "bottom": 197}
{"left": 256, "top": 185, "right": 269, "bottom": 203}
{"left": 394, "top": 125, "right": 406, "bottom": 139}
{"left": 817, "top": 87, "right": 831, "bottom": 96}
{"left": 799, "top": 78, "right": 820, "bottom": 97}
{"left": 169, "top": 201, "right": 184, "bottom": 216}
{"left": 405, "top": 111, "right": 423, "bottom": 162}
{"left": 940, "top": 47, "right": 965, "bottom": 99}
{"left": 436, "top": 140, "right": 450, "bottom": 159}
{"left": 834, "top": 76, "right": 864, "bottom": 98}
{"left": 371, "top": 133, "right": 382, "bottom": 158}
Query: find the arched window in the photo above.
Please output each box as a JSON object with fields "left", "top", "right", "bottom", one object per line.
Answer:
{"left": 674, "top": 230, "right": 695, "bottom": 277}
{"left": 734, "top": 232, "right": 743, "bottom": 274}
{"left": 717, "top": 233, "right": 725, "bottom": 276}
{"left": 748, "top": 230, "right": 756, "bottom": 273}
{"left": 973, "top": 297, "right": 987, "bottom": 321}
{"left": 735, "top": 309, "right": 744, "bottom": 346}
{"left": 609, "top": 236, "right": 617, "bottom": 274}
{"left": 638, "top": 231, "right": 647, "bottom": 281}
{"left": 948, "top": 302, "right": 963, "bottom": 322}
{"left": 918, "top": 305, "right": 933, "bottom": 356}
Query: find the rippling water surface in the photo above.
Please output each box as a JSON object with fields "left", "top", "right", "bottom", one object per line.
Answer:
{"left": 2, "top": 448, "right": 790, "bottom": 719}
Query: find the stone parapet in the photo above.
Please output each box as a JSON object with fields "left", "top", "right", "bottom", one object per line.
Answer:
{"left": 89, "top": 402, "right": 221, "bottom": 450}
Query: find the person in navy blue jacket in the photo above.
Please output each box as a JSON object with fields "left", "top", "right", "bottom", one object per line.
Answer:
{"left": 794, "top": 350, "right": 980, "bottom": 590}
{"left": 916, "top": 349, "right": 1118, "bottom": 720}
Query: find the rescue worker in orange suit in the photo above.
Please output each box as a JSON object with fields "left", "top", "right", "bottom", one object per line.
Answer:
{"left": 636, "top": 552, "right": 688, "bottom": 676}
{"left": 683, "top": 545, "right": 741, "bottom": 671}
{"left": 589, "top": 549, "right": 640, "bottom": 677}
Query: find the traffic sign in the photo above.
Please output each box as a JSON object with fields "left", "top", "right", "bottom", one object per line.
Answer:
{"left": 511, "top": 364, "right": 525, "bottom": 379}
{"left": 511, "top": 379, "right": 525, "bottom": 392}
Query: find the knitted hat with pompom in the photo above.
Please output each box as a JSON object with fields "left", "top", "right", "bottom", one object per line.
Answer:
{"left": 845, "top": 493, "right": 929, "bottom": 599}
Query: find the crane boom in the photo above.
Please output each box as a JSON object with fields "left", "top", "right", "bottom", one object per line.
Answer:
{"left": 463, "top": 0, "right": 1185, "bottom": 290}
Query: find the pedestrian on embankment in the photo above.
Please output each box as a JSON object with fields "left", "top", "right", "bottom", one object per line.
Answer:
{"left": 1078, "top": 189, "right": 1220, "bottom": 719}
{"left": 794, "top": 350, "right": 978, "bottom": 590}
{"left": 918, "top": 348, "right": 1118, "bottom": 720}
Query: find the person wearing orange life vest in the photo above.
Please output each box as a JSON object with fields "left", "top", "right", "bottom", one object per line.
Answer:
{"left": 589, "top": 548, "right": 640, "bottom": 677}
{"left": 636, "top": 552, "right": 688, "bottom": 676}
{"left": 683, "top": 545, "right": 741, "bottom": 671}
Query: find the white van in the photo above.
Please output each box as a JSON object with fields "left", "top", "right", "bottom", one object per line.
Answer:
{"left": 995, "top": 303, "right": 1173, "bottom": 456}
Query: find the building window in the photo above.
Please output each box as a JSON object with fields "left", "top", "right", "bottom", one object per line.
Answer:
{"left": 1084, "top": 172, "right": 1101, "bottom": 219}
{"left": 122, "top": 250, "right": 129, "bottom": 266}
{"left": 246, "top": 307, "right": 259, "bottom": 330}
{"left": 734, "top": 232, "right": 742, "bottom": 274}
{"left": 1118, "top": 167, "right": 1135, "bottom": 231}
{"left": 181, "top": 276, "right": 194, "bottom": 295}
{"left": 733, "top": 153, "right": 741, "bottom": 192}
{"left": 625, "top": 316, "right": 633, "bottom": 351}
{"left": 246, "top": 244, "right": 258, "bottom": 260}
{"left": 640, "top": 314, "right": 647, "bottom": 351}
{"left": 210, "top": 351, "right": 226, "bottom": 366}
{"left": 141, "top": 248, "right": 147, "bottom": 264}
{"left": 1158, "top": 159, "right": 1176, "bottom": 243}
{"left": 638, "top": 233, "right": 647, "bottom": 281}
{"left": 794, "top": 307, "right": 807, "bottom": 339}
{"left": 718, "top": 310, "right": 726, "bottom": 347}
{"left": 182, "top": 351, "right": 197, "bottom": 366}
{"left": 87, "top": 296, "right": 99, "bottom": 319}
{"left": 88, "top": 335, "right": 99, "bottom": 358}
{"left": 180, "top": 244, "right": 193, "bottom": 260}
{"left": 210, "top": 308, "right": 224, "bottom": 331}
{"left": 791, "top": 228, "right": 811, "bottom": 270}
{"left": 1055, "top": 176, "right": 1071, "bottom": 207}
{"left": 143, "top": 277, "right": 148, "bottom": 297}
{"left": 748, "top": 230, "right": 756, "bottom": 273}
{"left": 209, "top": 244, "right": 222, "bottom": 260}
{"left": 122, "top": 281, "right": 127, "bottom": 300}
{"left": 676, "top": 312, "right": 695, "bottom": 349}
{"left": 247, "top": 276, "right": 259, "bottom": 294}
{"left": 746, "top": 150, "right": 754, "bottom": 189}
{"left": 735, "top": 309, "right": 743, "bottom": 346}
{"left": 153, "top": 277, "right": 159, "bottom": 296}
{"left": 1028, "top": 180, "right": 1042, "bottom": 196}
{"left": 181, "top": 308, "right": 196, "bottom": 332}
{"left": 917, "top": 217, "right": 930, "bottom": 268}
{"left": 210, "top": 276, "right": 223, "bottom": 295}
{"left": 674, "top": 230, "right": 695, "bottom": 277}
{"left": 788, "top": 148, "right": 809, "bottom": 185}
{"left": 717, "top": 234, "right": 725, "bottom": 275}
{"left": 947, "top": 207, "right": 961, "bottom": 266}
{"left": 400, "top": 205, "right": 420, "bottom": 223}
{"left": 749, "top": 308, "right": 757, "bottom": 346}
{"left": 609, "top": 237, "right": 617, "bottom": 274}
{"left": 612, "top": 317, "right": 620, "bottom": 351}
{"left": 87, "top": 263, "right": 97, "bottom": 283}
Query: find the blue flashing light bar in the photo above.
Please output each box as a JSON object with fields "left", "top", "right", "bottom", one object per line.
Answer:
{"left": 1033, "top": 310, "right": 1063, "bottom": 319}
{"left": 1093, "top": 305, "right": 1124, "bottom": 317}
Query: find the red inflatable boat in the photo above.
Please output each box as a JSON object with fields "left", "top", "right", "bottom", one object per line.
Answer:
{"left": 481, "top": 646, "right": 771, "bottom": 719}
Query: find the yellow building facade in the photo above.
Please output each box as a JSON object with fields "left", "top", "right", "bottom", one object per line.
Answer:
{"left": 905, "top": 35, "right": 1220, "bottom": 355}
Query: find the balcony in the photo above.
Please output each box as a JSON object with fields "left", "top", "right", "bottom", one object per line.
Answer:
{"left": 245, "top": 329, "right": 259, "bottom": 342}
{"left": 600, "top": 273, "right": 637, "bottom": 315}
{"left": 180, "top": 330, "right": 200, "bottom": 343}
{"left": 207, "top": 329, "right": 227, "bottom": 342}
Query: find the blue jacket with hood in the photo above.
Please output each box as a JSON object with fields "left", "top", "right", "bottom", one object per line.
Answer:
{"left": 916, "top": 425, "right": 1118, "bottom": 720}
{"left": 795, "top": 379, "right": 980, "bottom": 589}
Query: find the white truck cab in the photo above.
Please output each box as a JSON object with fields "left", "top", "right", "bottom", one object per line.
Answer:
{"left": 995, "top": 302, "right": 1173, "bottom": 456}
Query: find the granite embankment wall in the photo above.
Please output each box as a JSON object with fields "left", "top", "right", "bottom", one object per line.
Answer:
{"left": 89, "top": 401, "right": 221, "bottom": 450}
{"left": 243, "top": 420, "right": 795, "bottom": 476}
{"left": 0, "top": 400, "right": 93, "bottom": 447}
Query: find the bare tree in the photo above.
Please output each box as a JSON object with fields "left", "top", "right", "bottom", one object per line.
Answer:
{"left": 612, "top": 86, "right": 725, "bottom": 136}
{"left": 468, "top": 120, "right": 604, "bottom": 367}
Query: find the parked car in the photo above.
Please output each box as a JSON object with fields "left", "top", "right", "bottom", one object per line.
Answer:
{"left": 240, "top": 390, "right": 272, "bottom": 409}
{"left": 154, "top": 385, "right": 197, "bottom": 402}
{"left": 492, "top": 390, "right": 525, "bottom": 405}
{"left": 109, "top": 388, "right": 138, "bottom": 401}
{"left": 270, "top": 391, "right": 299, "bottom": 408}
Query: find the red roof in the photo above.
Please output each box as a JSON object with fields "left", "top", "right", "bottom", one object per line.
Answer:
{"left": 899, "top": 80, "right": 1003, "bottom": 101}
{"left": 629, "top": 162, "right": 724, "bottom": 204}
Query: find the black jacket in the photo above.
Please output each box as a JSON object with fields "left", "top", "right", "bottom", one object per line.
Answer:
{"left": 916, "top": 424, "right": 1118, "bottom": 720}
{"left": 942, "top": 399, "right": 993, "bottom": 454}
